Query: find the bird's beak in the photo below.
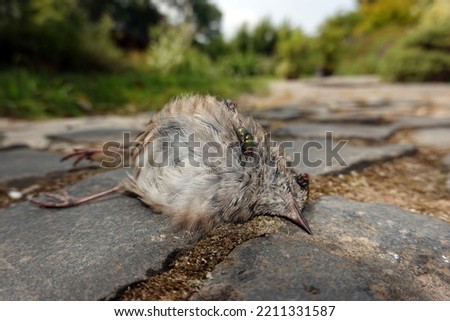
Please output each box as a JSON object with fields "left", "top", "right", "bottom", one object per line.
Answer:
{"left": 290, "top": 205, "right": 312, "bottom": 235}
{"left": 292, "top": 214, "right": 312, "bottom": 235}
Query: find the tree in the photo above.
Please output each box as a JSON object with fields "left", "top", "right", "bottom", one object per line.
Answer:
{"left": 252, "top": 18, "right": 277, "bottom": 56}
{"left": 190, "top": 0, "right": 222, "bottom": 44}
{"left": 232, "top": 23, "right": 253, "bottom": 53}
{"left": 0, "top": 0, "right": 33, "bottom": 25}
{"left": 161, "top": 0, "right": 223, "bottom": 51}
{"left": 316, "top": 11, "right": 361, "bottom": 75}
{"left": 356, "top": 0, "right": 418, "bottom": 33}
{"left": 381, "top": 20, "right": 450, "bottom": 81}
{"left": 78, "top": 0, "right": 163, "bottom": 50}
{"left": 275, "top": 23, "right": 316, "bottom": 78}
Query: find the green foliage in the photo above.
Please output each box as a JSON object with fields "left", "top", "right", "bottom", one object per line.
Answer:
{"left": 0, "top": 0, "right": 223, "bottom": 70}
{"left": 226, "top": 19, "right": 314, "bottom": 78}
{"left": 0, "top": 0, "right": 124, "bottom": 71}
{"left": 77, "top": 15, "right": 125, "bottom": 71}
{"left": 0, "top": 68, "right": 82, "bottom": 118}
{"left": 145, "top": 24, "right": 196, "bottom": 73}
{"left": 0, "top": 68, "right": 264, "bottom": 119}
{"left": 252, "top": 18, "right": 278, "bottom": 56}
{"left": 0, "top": 0, "right": 269, "bottom": 119}
{"left": 190, "top": 0, "right": 222, "bottom": 47}
{"left": 76, "top": 0, "right": 163, "bottom": 50}
{"left": 196, "top": 35, "right": 231, "bottom": 60}
{"left": 224, "top": 21, "right": 277, "bottom": 76}
{"left": 316, "top": 12, "right": 361, "bottom": 75}
{"left": 4, "top": 0, "right": 449, "bottom": 122}
{"left": 356, "top": 0, "right": 419, "bottom": 33}
{"left": 402, "top": 21, "right": 450, "bottom": 52}
{"left": 381, "top": 21, "right": 450, "bottom": 81}
{"left": 274, "top": 24, "right": 317, "bottom": 78}
{"left": 310, "top": 0, "right": 449, "bottom": 78}
{"left": 381, "top": 48, "right": 450, "bottom": 82}
{"left": 418, "top": 0, "right": 450, "bottom": 27}
{"left": 169, "top": 48, "right": 215, "bottom": 76}
{"left": 337, "top": 25, "right": 408, "bottom": 74}
{"left": 231, "top": 24, "right": 253, "bottom": 53}
{"left": 229, "top": 19, "right": 278, "bottom": 57}
{"left": 145, "top": 23, "right": 217, "bottom": 76}
{"left": 310, "top": 0, "right": 450, "bottom": 78}
{"left": 220, "top": 53, "right": 274, "bottom": 77}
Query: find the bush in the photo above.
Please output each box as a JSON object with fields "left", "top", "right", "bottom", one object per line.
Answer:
{"left": 0, "top": 69, "right": 82, "bottom": 118}
{"left": 356, "top": 0, "right": 418, "bottom": 33}
{"left": 0, "top": 1, "right": 124, "bottom": 72}
{"left": 76, "top": 15, "right": 125, "bottom": 72}
{"left": 418, "top": 0, "right": 450, "bottom": 28}
{"left": 381, "top": 22, "right": 450, "bottom": 82}
{"left": 315, "top": 12, "right": 361, "bottom": 76}
{"left": 145, "top": 24, "right": 217, "bottom": 76}
{"left": 170, "top": 48, "right": 215, "bottom": 76}
{"left": 219, "top": 53, "right": 274, "bottom": 77}
{"left": 336, "top": 25, "right": 407, "bottom": 75}
{"left": 275, "top": 26, "right": 317, "bottom": 79}
{"left": 381, "top": 48, "right": 450, "bottom": 82}
{"left": 0, "top": 67, "right": 264, "bottom": 119}
{"left": 146, "top": 24, "right": 194, "bottom": 71}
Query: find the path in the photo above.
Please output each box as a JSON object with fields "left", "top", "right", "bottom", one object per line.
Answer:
{"left": 1, "top": 77, "right": 449, "bottom": 300}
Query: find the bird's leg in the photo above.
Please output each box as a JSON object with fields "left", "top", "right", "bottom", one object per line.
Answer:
{"left": 61, "top": 146, "right": 130, "bottom": 167}
{"left": 61, "top": 147, "right": 103, "bottom": 166}
{"left": 30, "top": 185, "right": 121, "bottom": 208}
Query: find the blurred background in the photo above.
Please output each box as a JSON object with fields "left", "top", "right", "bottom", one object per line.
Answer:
{"left": 0, "top": 0, "right": 449, "bottom": 119}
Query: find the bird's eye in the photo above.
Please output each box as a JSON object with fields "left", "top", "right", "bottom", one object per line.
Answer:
{"left": 296, "top": 173, "right": 310, "bottom": 188}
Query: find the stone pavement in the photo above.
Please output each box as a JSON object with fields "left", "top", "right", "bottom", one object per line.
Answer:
{"left": 1, "top": 77, "right": 449, "bottom": 300}
{"left": 0, "top": 170, "right": 192, "bottom": 300}
{"left": 193, "top": 197, "right": 450, "bottom": 300}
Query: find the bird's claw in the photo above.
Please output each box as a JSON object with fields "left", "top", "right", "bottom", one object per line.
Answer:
{"left": 61, "top": 148, "right": 96, "bottom": 166}
{"left": 30, "top": 191, "right": 78, "bottom": 208}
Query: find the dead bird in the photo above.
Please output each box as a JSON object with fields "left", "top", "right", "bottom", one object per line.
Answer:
{"left": 32, "top": 95, "right": 312, "bottom": 235}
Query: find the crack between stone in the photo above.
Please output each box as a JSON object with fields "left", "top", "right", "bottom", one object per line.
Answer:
{"left": 108, "top": 216, "right": 286, "bottom": 301}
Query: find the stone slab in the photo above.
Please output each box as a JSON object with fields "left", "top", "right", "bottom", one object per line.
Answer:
{"left": 280, "top": 140, "right": 416, "bottom": 176}
{"left": 307, "top": 76, "right": 381, "bottom": 88}
{"left": 328, "top": 100, "right": 361, "bottom": 111}
{"left": 249, "top": 106, "right": 311, "bottom": 121}
{"left": 309, "top": 114, "right": 385, "bottom": 125}
{"left": 273, "top": 123, "right": 397, "bottom": 141}
{"left": 353, "top": 105, "right": 419, "bottom": 118}
{"left": 410, "top": 128, "right": 450, "bottom": 148}
{"left": 0, "top": 115, "right": 151, "bottom": 149}
{"left": 0, "top": 169, "right": 189, "bottom": 300}
{"left": 364, "top": 97, "right": 391, "bottom": 108}
{"left": 390, "top": 98, "right": 426, "bottom": 109}
{"left": 193, "top": 197, "right": 450, "bottom": 300}
{"left": 395, "top": 117, "right": 450, "bottom": 130}
{"left": 0, "top": 146, "right": 91, "bottom": 185}
{"left": 47, "top": 128, "right": 141, "bottom": 145}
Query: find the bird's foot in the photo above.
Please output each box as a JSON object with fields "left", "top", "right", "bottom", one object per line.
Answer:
{"left": 30, "top": 190, "right": 80, "bottom": 208}
{"left": 30, "top": 186, "right": 121, "bottom": 208}
{"left": 61, "top": 147, "right": 101, "bottom": 166}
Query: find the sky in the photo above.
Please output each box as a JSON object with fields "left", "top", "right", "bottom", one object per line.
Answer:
{"left": 210, "top": 0, "right": 357, "bottom": 38}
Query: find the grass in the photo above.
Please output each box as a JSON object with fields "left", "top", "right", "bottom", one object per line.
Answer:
{"left": 0, "top": 68, "right": 265, "bottom": 119}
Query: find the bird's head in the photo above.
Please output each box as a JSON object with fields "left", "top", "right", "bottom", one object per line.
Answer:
{"left": 253, "top": 156, "right": 312, "bottom": 234}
